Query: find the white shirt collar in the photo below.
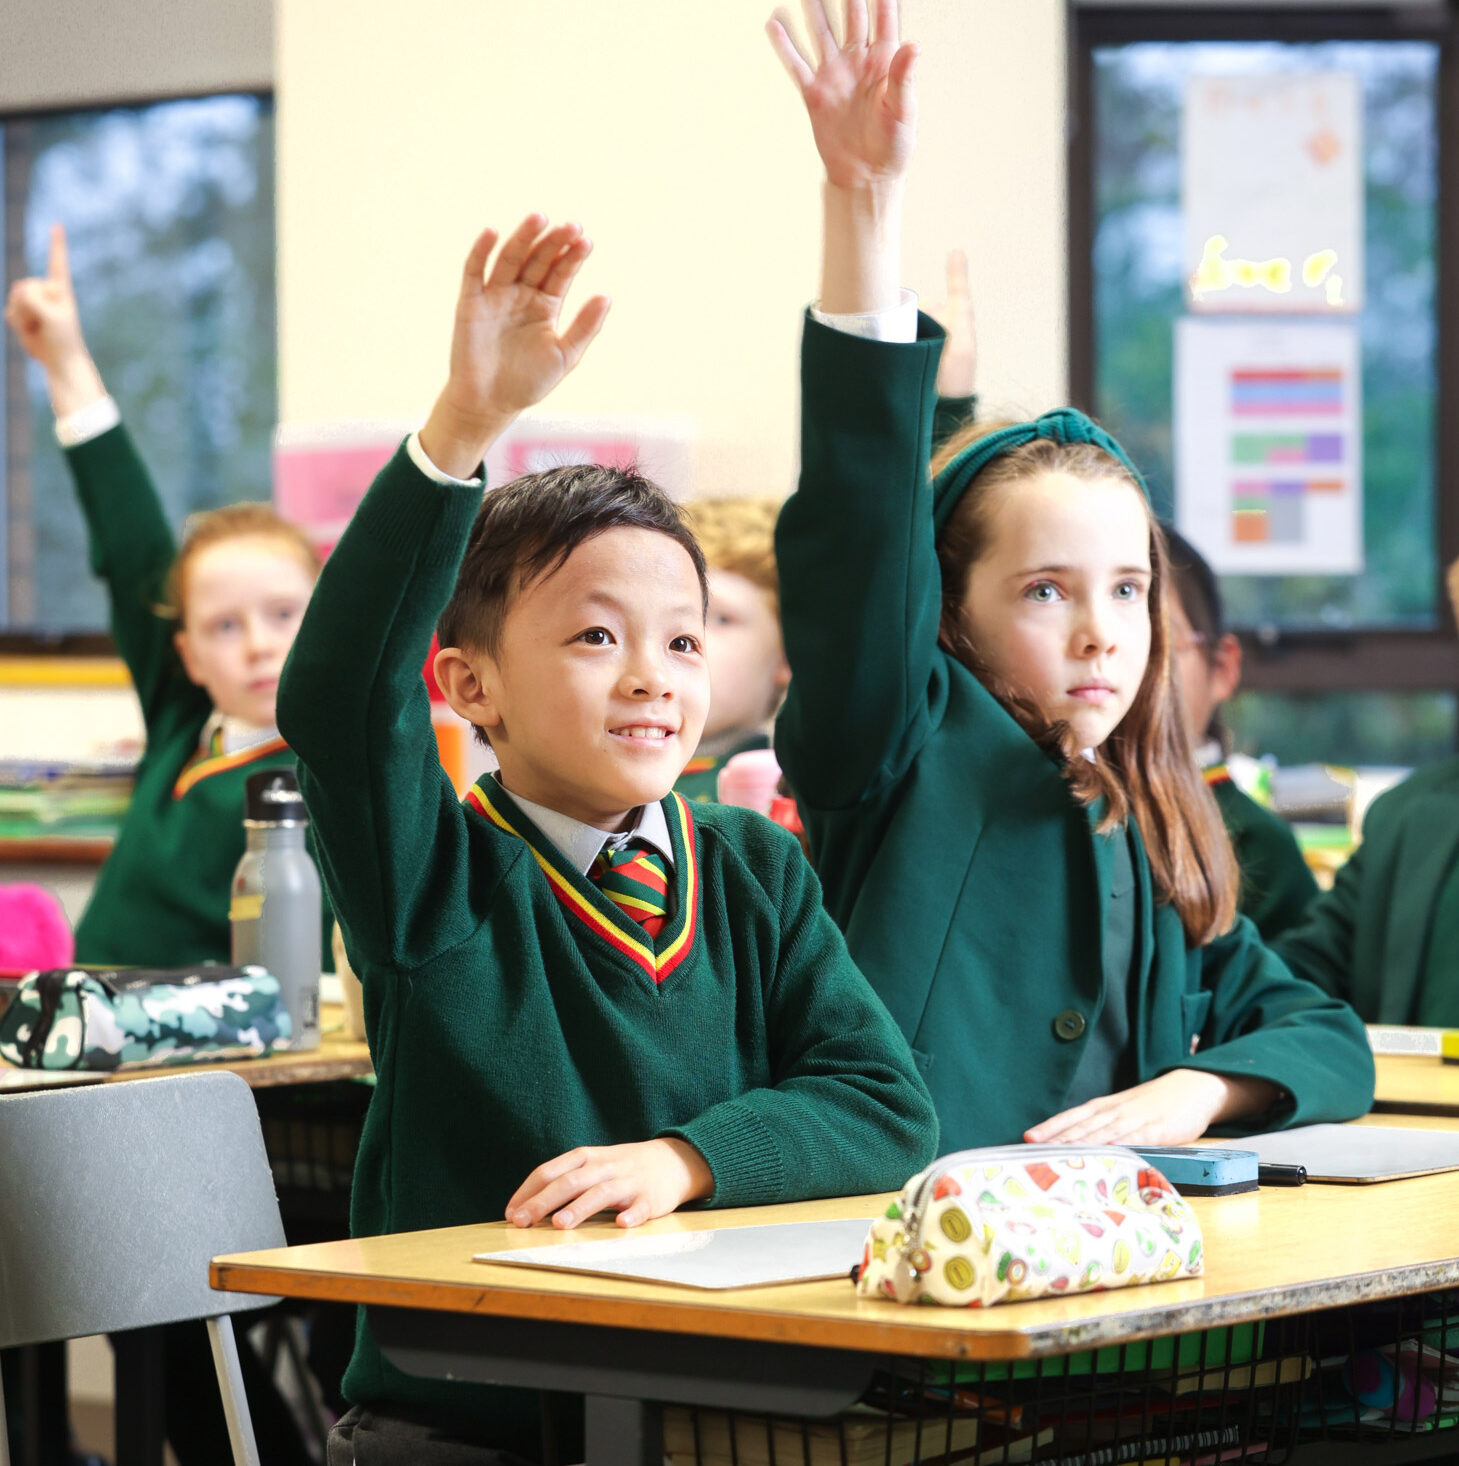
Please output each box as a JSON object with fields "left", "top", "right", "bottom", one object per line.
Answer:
{"left": 200, "top": 711, "right": 281, "bottom": 757}
{"left": 497, "top": 779, "right": 676, "bottom": 876}
{"left": 1195, "top": 739, "right": 1224, "bottom": 770}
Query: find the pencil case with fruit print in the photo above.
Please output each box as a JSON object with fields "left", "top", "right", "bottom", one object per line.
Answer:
{"left": 854, "top": 1144, "right": 1204, "bottom": 1308}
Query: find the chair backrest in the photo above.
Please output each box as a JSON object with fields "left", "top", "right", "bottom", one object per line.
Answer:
{"left": 0, "top": 1070, "right": 285, "bottom": 1348}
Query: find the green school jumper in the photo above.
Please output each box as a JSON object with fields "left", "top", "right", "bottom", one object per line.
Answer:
{"left": 775, "top": 314, "right": 1374, "bottom": 1149}
{"left": 1204, "top": 766, "right": 1319, "bottom": 942}
{"left": 276, "top": 445, "right": 938, "bottom": 1446}
{"left": 1275, "top": 757, "right": 1459, "bottom": 1025}
{"left": 64, "top": 425, "right": 313, "bottom": 967}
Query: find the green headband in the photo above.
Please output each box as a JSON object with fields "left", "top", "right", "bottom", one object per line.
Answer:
{"left": 931, "top": 407, "right": 1148, "bottom": 535}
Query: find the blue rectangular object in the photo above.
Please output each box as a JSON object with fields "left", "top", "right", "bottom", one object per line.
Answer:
{"left": 1132, "top": 1146, "right": 1259, "bottom": 1195}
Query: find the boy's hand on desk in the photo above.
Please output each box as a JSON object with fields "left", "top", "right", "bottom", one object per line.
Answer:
{"left": 419, "top": 215, "right": 611, "bottom": 478}
{"left": 505, "top": 1138, "right": 713, "bottom": 1231}
{"left": 1024, "top": 1069, "right": 1274, "bottom": 1147}
{"left": 3, "top": 223, "right": 107, "bottom": 417}
{"left": 766, "top": 0, "right": 919, "bottom": 190}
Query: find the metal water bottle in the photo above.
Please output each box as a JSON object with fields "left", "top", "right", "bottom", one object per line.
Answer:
{"left": 230, "top": 767, "right": 321, "bottom": 1050}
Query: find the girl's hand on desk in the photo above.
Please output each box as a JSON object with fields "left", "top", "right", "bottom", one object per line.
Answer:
{"left": 1024, "top": 1069, "right": 1275, "bottom": 1146}
{"left": 504, "top": 1138, "right": 713, "bottom": 1231}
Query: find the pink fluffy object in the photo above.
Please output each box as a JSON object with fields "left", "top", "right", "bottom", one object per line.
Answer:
{"left": 0, "top": 884, "right": 74, "bottom": 974}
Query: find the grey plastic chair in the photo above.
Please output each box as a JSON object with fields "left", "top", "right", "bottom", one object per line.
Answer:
{"left": 0, "top": 1071, "right": 287, "bottom": 1466}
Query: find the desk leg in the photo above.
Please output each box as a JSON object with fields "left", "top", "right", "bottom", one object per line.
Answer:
{"left": 583, "top": 1396, "right": 661, "bottom": 1466}
{"left": 2, "top": 1344, "right": 68, "bottom": 1466}
{"left": 111, "top": 1327, "right": 165, "bottom": 1466}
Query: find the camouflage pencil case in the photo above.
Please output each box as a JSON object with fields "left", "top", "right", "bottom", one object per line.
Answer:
{"left": 855, "top": 1144, "right": 1204, "bottom": 1308}
{"left": 0, "top": 965, "right": 294, "bottom": 1072}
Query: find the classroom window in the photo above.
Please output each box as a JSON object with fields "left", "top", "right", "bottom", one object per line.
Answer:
{"left": 0, "top": 93, "right": 275, "bottom": 640}
{"left": 1071, "top": 8, "right": 1459, "bottom": 766}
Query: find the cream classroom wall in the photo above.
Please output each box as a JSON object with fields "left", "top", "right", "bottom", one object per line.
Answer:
{"left": 1, "top": 1, "right": 1068, "bottom": 758}
{"left": 275, "top": 0, "right": 1069, "bottom": 497}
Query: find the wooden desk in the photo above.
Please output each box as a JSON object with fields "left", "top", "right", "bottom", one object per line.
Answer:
{"left": 1372, "top": 1053, "right": 1459, "bottom": 1118}
{"left": 213, "top": 1157, "right": 1459, "bottom": 1464}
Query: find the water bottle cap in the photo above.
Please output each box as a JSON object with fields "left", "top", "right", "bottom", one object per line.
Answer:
{"left": 244, "top": 767, "right": 308, "bottom": 824}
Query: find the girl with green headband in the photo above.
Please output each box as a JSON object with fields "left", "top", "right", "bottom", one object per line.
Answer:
{"left": 766, "top": 0, "right": 1374, "bottom": 1149}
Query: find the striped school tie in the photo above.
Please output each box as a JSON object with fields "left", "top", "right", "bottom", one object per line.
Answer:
{"left": 589, "top": 841, "right": 670, "bottom": 938}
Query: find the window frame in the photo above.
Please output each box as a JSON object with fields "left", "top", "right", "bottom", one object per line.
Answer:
{"left": 1068, "top": 4, "right": 1459, "bottom": 711}
{"left": 0, "top": 85, "right": 275, "bottom": 658}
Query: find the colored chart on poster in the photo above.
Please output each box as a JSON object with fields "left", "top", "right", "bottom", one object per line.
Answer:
{"left": 1182, "top": 72, "right": 1363, "bottom": 314}
{"left": 1174, "top": 318, "right": 1362, "bottom": 575}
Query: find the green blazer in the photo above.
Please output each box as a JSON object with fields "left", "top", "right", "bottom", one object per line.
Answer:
{"left": 1208, "top": 774, "right": 1319, "bottom": 942}
{"left": 1275, "top": 758, "right": 1459, "bottom": 1025}
{"left": 775, "top": 314, "right": 1375, "bottom": 1148}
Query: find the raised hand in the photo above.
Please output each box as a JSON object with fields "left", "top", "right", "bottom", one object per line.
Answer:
{"left": 929, "top": 249, "right": 978, "bottom": 398}
{"left": 766, "top": 0, "right": 918, "bottom": 190}
{"left": 420, "top": 215, "right": 611, "bottom": 478}
{"left": 3, "top": 224, "right": 107, "bottom": 416}
{"left": 504, "top": 1138, "right": 714, "bottom": 1231}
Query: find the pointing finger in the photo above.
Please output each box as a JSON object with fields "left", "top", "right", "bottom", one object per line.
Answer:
{"left": 48, "top": 224, "right": 71, "bottom": 286}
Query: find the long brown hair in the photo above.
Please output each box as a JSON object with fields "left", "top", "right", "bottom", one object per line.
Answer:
{"left": 931, "top": 421, "right": 1238, "bottom": 946}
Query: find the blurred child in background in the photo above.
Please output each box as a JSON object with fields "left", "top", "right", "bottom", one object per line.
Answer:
{"left": 675, "top": 498, "right": 791, "bottom": 801}
{"left": 1164, "top": 528, "right": 1319, "bottom": 941}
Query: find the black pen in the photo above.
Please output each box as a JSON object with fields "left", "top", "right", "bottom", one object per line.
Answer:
{"left": 1257, "top": 1163, "right": 1307, "bottom": 1187}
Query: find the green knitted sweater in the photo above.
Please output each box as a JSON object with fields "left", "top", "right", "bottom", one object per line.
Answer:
{"left": 64, "top": 425, "right": 309, "bottom": 967}
{"left": 277, "top": 444, "right": 938, "bottom": 1439}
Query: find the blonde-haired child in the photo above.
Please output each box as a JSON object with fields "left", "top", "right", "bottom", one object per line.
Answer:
{"left": 1275, "top": 556, "right": 1459, "bottom": 1024}
{"left": 5, "top": 225, "right": 324, "bottom": 970}
{"left": 766, "top": 0, "right": 1373, "bottom": 1148}
{"left": 675, "top": 496, "right": 790, "bottom": 800}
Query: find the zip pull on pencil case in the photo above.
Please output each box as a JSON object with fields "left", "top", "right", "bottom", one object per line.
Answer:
{"left": 855, "top": 1144, "right": 1204, "bottom": 1308}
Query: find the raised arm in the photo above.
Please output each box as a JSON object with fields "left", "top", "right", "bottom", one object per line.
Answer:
{"left": 767, "top": 1, "right": 948, "bottom": 807}
{"left": 278, "top": 217, "right": 609, "bottom": 971}
{"left": 5, "top": 226, "right": 186, "bottom": 724}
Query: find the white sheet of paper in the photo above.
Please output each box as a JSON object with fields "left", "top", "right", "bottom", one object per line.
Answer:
{"left": 1183, "top": 72, "right": 1363, "bottom": 313}
{"left": 473, "top": 1217, "right": 870, "bottom": 1291}
{"left": 1243, "top": 1124, "right": 1459, "bottom": 1183}
{"left": 1175, "top": 317, "right": 1363, "bottom": 576}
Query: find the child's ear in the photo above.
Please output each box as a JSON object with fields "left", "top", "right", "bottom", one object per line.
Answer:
{"left": 173, "top": 628, "right": 205, "bottom": 688}
{"left": 433, "top": 644, "right": 503, "bottom": 734}
{"left": 1208, "top": 632, "right": 1243, "bottom": 705}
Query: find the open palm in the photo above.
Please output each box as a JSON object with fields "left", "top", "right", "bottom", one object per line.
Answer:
{"left": 767, "top": 0, "right": 917, "bottom": 189}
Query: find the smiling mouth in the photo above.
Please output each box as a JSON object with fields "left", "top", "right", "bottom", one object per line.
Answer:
{"left": 610, "top": 726, "right": 676, "bottom": 742}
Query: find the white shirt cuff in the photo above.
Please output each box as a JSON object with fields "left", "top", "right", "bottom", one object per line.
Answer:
{"left": 406, "top": 430, "right": 484, "bottom": 488}
{"left": 55, "top": 396, "right": 121, "bottom": 448}
{"left": 810, "top": 288, "right": 919, "bottom": 344}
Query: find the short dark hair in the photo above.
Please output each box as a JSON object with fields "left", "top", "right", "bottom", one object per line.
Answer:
{"left": 437, "top": 462, "right": 708, "bottom": 662}
{"left": 1163, "top": 526, "right": 1225, "bottom": 650}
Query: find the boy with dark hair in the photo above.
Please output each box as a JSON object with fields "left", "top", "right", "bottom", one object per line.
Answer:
{"left": 278, "top": 215, "right": 937, "bottom": 1461}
